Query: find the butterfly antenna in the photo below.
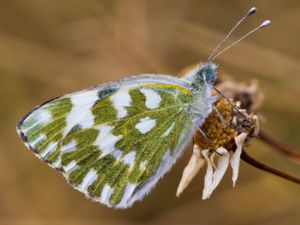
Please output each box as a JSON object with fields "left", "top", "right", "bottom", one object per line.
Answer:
{"left": 212, "top": 86, "right": 247, "bottom": 118}
{"left": 210, "top": 20, "right": 271, "bottom": 61}
{"left": 207, "top": 7, "right": 257, "bottom": 63}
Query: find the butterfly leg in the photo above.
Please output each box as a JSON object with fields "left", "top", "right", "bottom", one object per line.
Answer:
{"left": 212, "top": 86, "right": 247, "bottom": 118}
{"left": 194, "top": 125, "right": 212, "bottom": 144}
{"left": 212, "top": 106, "right": 234, "bottom": 129}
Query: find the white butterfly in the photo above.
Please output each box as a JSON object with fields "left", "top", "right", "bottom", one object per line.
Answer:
{"left": 17, "top": 7, "right": 270, "bottom": 208}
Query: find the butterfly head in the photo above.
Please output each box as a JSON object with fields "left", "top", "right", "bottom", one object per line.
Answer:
{"left": 198, "top": 62, "right": 218, "bottom": 85}
{"left": 185, "top": 62, "right": 218, "bottom": 87}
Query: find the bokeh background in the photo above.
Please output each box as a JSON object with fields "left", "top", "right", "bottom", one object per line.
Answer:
{"left": 1, "top": 0, "right": 300, "bottom": 224}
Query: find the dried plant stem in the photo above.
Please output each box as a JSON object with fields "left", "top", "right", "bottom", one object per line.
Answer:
{"left": 241, "top": 150, "right": 300, "bottom": 185}
{"left": 258, "top": 130, "right": 300, "bottom": 164}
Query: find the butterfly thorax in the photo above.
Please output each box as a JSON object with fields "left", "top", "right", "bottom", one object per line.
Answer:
{"left": 184, "top": 63, "right": 219, "bottom": 125}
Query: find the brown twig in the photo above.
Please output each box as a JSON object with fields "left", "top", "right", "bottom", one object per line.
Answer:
{"left": 257, "top": 130, "right": 300, "bottom": 164}
{"left": 241, "top": 150, "right": 300, "bottom": 185}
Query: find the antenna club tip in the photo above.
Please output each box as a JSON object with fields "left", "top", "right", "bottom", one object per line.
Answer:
{"left": 260, "top": 20, "right": 271, "bottom": 28}
{"left": 247, "top": 7, "right": 257, "bottom": 16}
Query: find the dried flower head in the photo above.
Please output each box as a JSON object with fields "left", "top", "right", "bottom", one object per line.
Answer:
{"left": 177, "top": 62, "right": 300, "bottom": 199}
{"left": 177, "top": 64, "right": 261, "bottom": 199}
{"left": 195, "top": 99, "right": 258, "bottom": 150}
{"left": 177, "top": 98, "right": 259, "bottom": 198}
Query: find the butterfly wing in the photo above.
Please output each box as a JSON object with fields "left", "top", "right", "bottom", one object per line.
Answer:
{"left": 17, "top": 74, "right": 197, "bottom": 208}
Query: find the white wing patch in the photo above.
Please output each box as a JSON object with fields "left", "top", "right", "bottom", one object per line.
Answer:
{"left": 64, "top": 90, "right": 99, "bottom": 136}
{"left": 79, "top": 169, "right": 98, "bottom": 192}
{"left": 135, "top": 117, "right": 156, "bottom": 134}
{"left": 96, "top": 124, "right": 123, "bottom": 156}
{"left": 110, "top": 90, "right": 132, "bottom": 118}
{"left": 61, "top": 140, "right": 77, "bottom": 153}
{"left": 63, "top": 160, "right": 78, "bottom": 173}
{"left": 101, "top": 184, "right": 114, "bottom": 205}
{"left": 99, "top": 135, "right": 122, "bottom": 156}
{"left": 121, "top": 151, "right": 136, "bottom": 167}
{"left": 140, "top": 88, "right": 162, "bottom": 109}
{"left": 112, "top": 149, "right": 123, "bottom": 160}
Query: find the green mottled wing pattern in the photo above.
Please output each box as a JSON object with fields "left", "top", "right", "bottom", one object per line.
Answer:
{"left": 17, "top": 75, "right": 197, "bottom": 208}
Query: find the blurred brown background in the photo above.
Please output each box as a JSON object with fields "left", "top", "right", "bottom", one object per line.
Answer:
{"left": 0, "top": 0, "right": 300, "bottom": 225}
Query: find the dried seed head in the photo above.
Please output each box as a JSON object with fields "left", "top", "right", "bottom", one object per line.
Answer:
{"left": 195, "top": 99, "right": 236, "bottom": 150}
{"left": 177, "top": 62, "right": 263, "bottom": 198}
{"left": 195, "top": 99, "right": 258, "bottom": 151}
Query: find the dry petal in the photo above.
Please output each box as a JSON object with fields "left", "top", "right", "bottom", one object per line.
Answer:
{"left": 252, "top": 115, "right": 260, "bottom": 137}
{"left": 230, "top": 132, "right": 248, "bottom": 187}
{"left": 202, "top": 148, "right": 229, "bottom": 199}
{"left": 176, "top": 144, "right": 205, "bottom": 197}
{"left": 202, "top": 150, "right": 214, "bottom": 200}
{"left": 211, "top": 147, "right": 230, "bottom": 191}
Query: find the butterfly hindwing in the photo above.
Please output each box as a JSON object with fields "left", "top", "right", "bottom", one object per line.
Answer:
{"left": 17, "top": 74, "right": 197, "bottom": 208}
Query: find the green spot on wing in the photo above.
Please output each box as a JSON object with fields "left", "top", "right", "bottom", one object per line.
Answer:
{"left": 92, "top": 98, "right": 117, "bottom": 125}
{"left": 62, "top": 127, "right": 99, "bottom": 152}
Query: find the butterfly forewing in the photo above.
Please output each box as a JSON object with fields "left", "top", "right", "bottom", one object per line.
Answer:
{"left": 17, "top": 75, "right": 196, "bottom": 208}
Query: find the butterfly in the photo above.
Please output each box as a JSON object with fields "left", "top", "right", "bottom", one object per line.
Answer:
{"left": 16, "top": 7, "right": 270, "bottom": 208}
